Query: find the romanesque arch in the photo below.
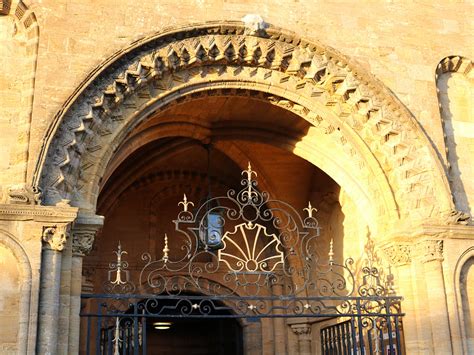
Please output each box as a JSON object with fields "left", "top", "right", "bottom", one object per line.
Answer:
{"left": 32, "top": 21, "right": 454, "bottom": 235}
{"left": 436, "top": 55, "right": 473, "bottom": 218}
{"left": 454, "top": 246, "right": 474, "bottom": 353}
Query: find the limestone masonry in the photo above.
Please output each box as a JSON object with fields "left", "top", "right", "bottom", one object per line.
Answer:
{"left": 0, "top": 1, "right": 472, "bottom": 354}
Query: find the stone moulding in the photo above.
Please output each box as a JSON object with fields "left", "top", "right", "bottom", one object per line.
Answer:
{"left": 32, "top": 21, "right": 453, "bottom": 227}
{"left": 0, "top": 204, "right": 78, "bottom": 222}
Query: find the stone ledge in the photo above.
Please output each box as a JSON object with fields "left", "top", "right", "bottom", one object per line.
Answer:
{"left": 387, "top": 223, "right": 474, "bottom": 242}
{"left": 0, "top": 204, "right": 78, "bottom": 222}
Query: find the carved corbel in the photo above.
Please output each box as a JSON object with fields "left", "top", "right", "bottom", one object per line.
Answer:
{"left": 414, "top": 240, "right": 444, "bottom": 263}
{"left": 42, "top": 224, "right": 69, "bottom": 251}
{"left": 1, "top": 184, "right": 42, "bottom": 205}
{"left": 443, "top": 209, "right": 471, "bottom": 225}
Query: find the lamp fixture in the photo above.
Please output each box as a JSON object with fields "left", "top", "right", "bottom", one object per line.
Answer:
{"left": 153, "top": 321, "right": 172, "bottom": 330}
{"left": 198, "top": 144, "right": 224, "bottom": 250}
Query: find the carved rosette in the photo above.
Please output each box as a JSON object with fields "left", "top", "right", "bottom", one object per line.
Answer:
{"left": 382, "top": 243, "right": 412, "bottom": 266}
{"left": 72, "top": 231, "right": 95, "bottom": 257}
{"left": 42, "top": 225, "right": 69, "bottom": 251}
{"left": 415, "top": 240, "right": 444, "bottom": 263}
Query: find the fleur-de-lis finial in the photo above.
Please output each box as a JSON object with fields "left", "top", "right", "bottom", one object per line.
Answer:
{"left": 111, "top": 241, "right": 127, "bottom": 285}
{"left": 242, "top": 161, "right": 257, "bottom": 182}
{"left": 328, "top": 238, "right": 334, "bottom": 264}
{"left": 303, "top": 201, "right": 318, "bottom": 218}
{"left": 178, "top": 194, "right": 194, "bottom": 212}
{"left": 163, "top": 234, "right": 169, "bottom": 263}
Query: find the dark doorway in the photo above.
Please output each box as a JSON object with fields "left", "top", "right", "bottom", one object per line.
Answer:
{"left": 145, "top": 318, "right": 243, "bottom": 355}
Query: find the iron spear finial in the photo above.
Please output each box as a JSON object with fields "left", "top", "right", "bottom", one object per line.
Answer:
{"left": 178, "top": 193, "right": 194, "bottom": 212}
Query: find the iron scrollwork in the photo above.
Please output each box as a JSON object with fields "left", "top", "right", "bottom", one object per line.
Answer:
{"left": 99, "top": 163, "right": 397, "bottom": 316}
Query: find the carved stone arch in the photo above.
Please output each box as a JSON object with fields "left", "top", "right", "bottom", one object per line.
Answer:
{"left": 454, "top": 246, "right": 474, "bottom": 354}
{"left": 33, "top": 21, "right": 453, "bottom": 234}
{"left": 0, "top": 229, "right": 33, "bottom": 354}
{"left": 436, "top": 55, "right": 473, "bottom": 221}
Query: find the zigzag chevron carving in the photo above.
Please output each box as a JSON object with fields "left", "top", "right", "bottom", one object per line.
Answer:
{"left": 35, "top": 22, "right": 448, "bottom": 221}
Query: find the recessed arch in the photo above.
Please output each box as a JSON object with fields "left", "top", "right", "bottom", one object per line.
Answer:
{"left": 454, "top": 246, "right": 474, "bottom": 354}
{"left": 33, "top": 21, "right": 453, "bottom": 235}
{"left": 0, "top": 229, "right": 33, "bottom": 355}
{"left": 436, "top": 55, "right": 473, "bottom": 220}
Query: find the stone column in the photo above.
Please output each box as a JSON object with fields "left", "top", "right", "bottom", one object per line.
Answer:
{"left": 243, "top": 320, "right": 262, "bottom": 355}
{"left": 37, "top": 224, "right": 69, "bottom": 355}
{"left": 290, "top": 323, "right": 312, "bottom": 355}
{"left": 271, "top": 282, "right": 287, "bottom": 354}
{"left": 416, "top": 239, "right": 453, "bottom": 355}
{"left": 57, "top": 237, "right": 73, "bottom": 354}
{"left": 382, "top": 243, "right": 419, "bottom": 353}
{"left": 69, "top": 214, "right": 103, "bottom": 354}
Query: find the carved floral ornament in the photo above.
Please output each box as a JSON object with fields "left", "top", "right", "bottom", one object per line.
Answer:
{"left": 382, "top": 239, "right": 444, "bottom": 266}
{"left": 72, "top": 230, "right": 95, "bottom": 256}
{"left": 33, "top": 21, "right": 452, "bottom": 223}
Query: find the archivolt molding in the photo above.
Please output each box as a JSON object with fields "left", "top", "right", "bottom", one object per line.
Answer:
{"left": 34, "top": 21, "right": 452, "bottom": 226}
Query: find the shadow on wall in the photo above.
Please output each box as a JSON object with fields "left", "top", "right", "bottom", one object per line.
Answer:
{"left": 436, "top": 56, "right": 473, "bottom": 219}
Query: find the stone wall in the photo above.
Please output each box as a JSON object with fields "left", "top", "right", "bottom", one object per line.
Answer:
{"left": 0, "top": 1, "right": 471, "bottom": 186}
{"left": 0, "top": 1, "right": 473, "bottom": 354}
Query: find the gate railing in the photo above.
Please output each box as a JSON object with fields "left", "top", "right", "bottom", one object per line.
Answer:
{"left": 80, "top": 163, "right": 405, "bottom": 354}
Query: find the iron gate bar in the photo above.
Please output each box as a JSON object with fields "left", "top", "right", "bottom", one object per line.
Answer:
{"left": 80, "top": 164, "right": 405, "bottom": 354}
{"left": 80, "top": 294, "right": 404, "bottom": 319}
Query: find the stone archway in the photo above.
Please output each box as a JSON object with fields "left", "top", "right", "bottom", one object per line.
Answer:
{"left": 32, "top": 21, "right": 454, "bottom": 236}
{"left": 0, "top": 230, "right": 33, "bottom": 354}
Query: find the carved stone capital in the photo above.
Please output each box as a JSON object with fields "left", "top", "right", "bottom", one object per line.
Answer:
{"left": 291, "top": 323, "right": 312, "bottom": 339}
{"left": 382, "top": 243, "right": 412, "bottom": 266}
{"left": 414, "top": 240, "right": 444, "bottom": 263}
{"left": 72, "top": 231, "right": 95, "bottom": 256}
{"left": 71, "top": 213, "right": 104, "bottom": 257}
{"left": 42, "top": 224, "right": 69, "bottom": 251}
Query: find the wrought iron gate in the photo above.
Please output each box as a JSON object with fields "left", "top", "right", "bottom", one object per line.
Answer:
{"left": 80, "top": 164, "right": 404, "bottom": 354}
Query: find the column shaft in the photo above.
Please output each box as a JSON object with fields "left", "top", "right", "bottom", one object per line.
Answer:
{"left": 271, "top": 283, "right": 287, "bottom": 354}
{"left": 57, "top": 238, "right": 73, "bottom": 353}
{"left": 424, "top": 258, "right": 453, "bottom": 354}
{"left": 243, "top": 320, "right": 262, "bottom": 355}
{"left": 68, "top": 256, "right": 84, "bottom": 354}
{"left": 37, "top": 248, "right": 62, "bottom": 355}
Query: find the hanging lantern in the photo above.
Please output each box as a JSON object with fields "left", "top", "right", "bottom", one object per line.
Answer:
{"left": 199, "top": 202, "right": 224, "bottom": 249}
{"left": 198, "top": 144, "right": 224, "bottom": 249}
